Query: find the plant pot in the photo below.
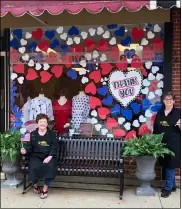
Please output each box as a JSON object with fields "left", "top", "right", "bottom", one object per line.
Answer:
{"left": 135, "top": 156, "right": 157, "bottom": 196}
{"left": 1, "top": 158, "right": 22, "bottom": 188}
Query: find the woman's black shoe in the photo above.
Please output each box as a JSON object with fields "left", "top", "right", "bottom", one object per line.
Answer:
{"left": 161, "top": 190, "right": 171, "bottom": 198}
{"left": 161, "top": 187, "right": 176, "bottom": 193}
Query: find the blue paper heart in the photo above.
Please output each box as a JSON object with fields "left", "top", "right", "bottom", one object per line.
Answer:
{"left": 12, "top": 81, "right": 16, "bottom": 85}
{"left": 151, "top": 102, "right": 162, "bottom": 112}
{"left": 107, "top": 24, "right": 118, "bottom": 29}
{"left": 102, "top": 95, "right": 113, "bottom": 106}
{"left": 145, "top": 23, "right": 152, "bottom": 31}
{"left": 10, "top": 98, "right": 15, "bottom": 105}
{"left": 50, "top": 39, "right": 59, "bottom": 49}
{"left": 160, "top": 32, "right": 164, "bottom": 38}
{"left": 45, "top": 30, "right": 56, "bottom": 40}
{"left": 10, "top": 91, "right": 17, "bottom": 97}
{"left": 27, "top": 41, "right": 37, "bottom": 52}
{"left": 124, "top": 49, "right": 135, "bottom": 59}
{"left": 11, "top": 105, "right": 18, "bottom": 112}
{"left": 10, "top": 39, "right": 19, "bottom": 49}
{"left": 12, "top": 86, "right": 17, "bottom": 91}
{"left": 115, "top": 26, "right": 125, "bottom": 37}
{"left": 130, "top": 102, "right": 141, "bottom": 114}
{"left": 11, "top": 127, "right": 17, "bottom": 131}
{"left": 97, "top": 86, "right": 108, "bottom": 96}
{"left": 87, "top": 63, "right": 96, "bottom": 71}
{"left": 142, "top": 99, "right": 152, "bottom": 111}
{"left": 68, "top": 26, "right": 79, "bottom": 36}
{"left": 14, "top": 111, "right": 22, "bottom": 118}
{"left": 121, "top": 36, "right": 131, "bottom": 46}
{"left": 111, "top": 104, "right": 121, "bottom": 115}
{"left": 122, "top": 109, "right": 132, "bottom": 121}
{"left": 60, "top": 44, "right": 69, "bottom": 55}
{"left": 34, "top": 52, "right": 44, "bottom": 61}
{"left": 67, "top": 69, "right": 77, "bottom": 80}
{"left": 14, "top": 120, "right": 23, "bottom": 128}
{"left": 13, "top": 29, "right": 22, "bottom": 39}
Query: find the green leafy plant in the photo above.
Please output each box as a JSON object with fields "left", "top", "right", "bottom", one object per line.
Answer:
{"left": 123, "top": 134, "right": 175, "bottom": 158}
{"left": 0, "top": 130, "right": 21, "bottom": 162}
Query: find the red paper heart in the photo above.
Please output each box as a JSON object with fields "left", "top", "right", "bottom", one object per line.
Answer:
{"left": 85, "top": 82, "right": 97, "bottom": 95}
{"left": 71, "top": 44, "right": 83, "bottom": 56}
{"left": 125, "top": 130, "right": 136, "bottom": 140}
{"left": 97, "top": 38, "right": 110, "bottom": 51}
{"left": 89, "top": 97, "right": 102, "bottom": 109}
{"left": 132, "top": 27, "right": 144, "bottom": 41}
{"left": 13, "top": 62, "right": 24, "bottom": 74}
{"left": 51, "top": 65, "right": 63, "bottom": 78}
{"left": 106, "top": 117, "right": 118, "bottom": 130}
{"left": 150, "top": 81, "right": 158, "bottom": 91}
{"left": 98, "top": 107, "right": 110, "bottom": 120}
{"left": 116, "top": 57, "right": 128, "bottom": 71}
{"left": 46, "top": 52, "right": 58, "bottom": 64}
{"left": 61, "top": 55, "right": 72, "bottom": 68}
{"left": 32, "top": 28, "right": 43, "bottom": 41}
{"left": 40, "top": 71, "right": 52, "bottom": 83}
{"left": 153, "top": 37, "right": 163, "bottom": 51}
{"left": 151, "top": 114, "right": 157, "bottom": 126}
{"left": 84, "top": 38, "right": 96, "bottom": 51}
{"left": 26, "top": 68, "right": 38, "bottom": 80}
{"left": 138, "top": 124, "right": 152, "bottom": 136}
{"left": 100, "top": 63, "right": 113, "bottom": 75}
{"left": 10, "top": 49, "right": 19, "bottom": 63}
{"left": 113, "top": 129, "right": 126, "bottom": 138}
{"left": 89, "top": 70, "right": 101, "bottom": 83}
{"left": 38, "top": 40, "right": 49, "bottom": 53}
{"left": 141, "top": 67, "right": 148, "bottom": 77}
{"left": 142, "top": 47, "right": 154, "bottom": 61}
{"left": 131, "top": 56, "right": 143, "bottom": 68}
{"left": 110, "top": 46, "right": 120, "bottom": 60}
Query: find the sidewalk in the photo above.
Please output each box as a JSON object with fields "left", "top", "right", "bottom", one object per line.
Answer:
{"left": 1, "top": 186, "right": 180, "bottom": 208}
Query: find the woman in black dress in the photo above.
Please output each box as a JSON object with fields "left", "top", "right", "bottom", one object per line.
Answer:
{"left": 153, "top": 92, "right": 181, "bottom": 198}
{"left": 21, "top": 114, "right": 58, "bottom": 199}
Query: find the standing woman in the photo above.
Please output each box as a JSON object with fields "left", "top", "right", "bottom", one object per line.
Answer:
{"left": 153, "top": 92, "right": 181, "bottom": 198}
{"left": 21, "top": 114, "right": 59, "bottom": 199}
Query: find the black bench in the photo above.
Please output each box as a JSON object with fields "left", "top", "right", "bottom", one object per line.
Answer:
{"left": 21, "top": 136, "right": 125, "bottom": 199}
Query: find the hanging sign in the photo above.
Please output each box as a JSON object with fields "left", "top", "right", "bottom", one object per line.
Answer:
{"left": 108, "top": 70, "right": 143, "bottom": 107}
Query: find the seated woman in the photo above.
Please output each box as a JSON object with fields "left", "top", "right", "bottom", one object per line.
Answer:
{"left": 21, "top": 114, "right": 59, "bottom": 199}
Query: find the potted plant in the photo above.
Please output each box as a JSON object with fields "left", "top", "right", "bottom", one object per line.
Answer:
{"left": 0, "top": 129, "right": 22, "bottom": 188}
{"left": 123, "top": 133, "right": 175, "bottom": 196}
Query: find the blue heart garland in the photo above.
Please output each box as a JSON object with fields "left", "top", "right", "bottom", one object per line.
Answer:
{"left": 27, "top": 41, "right": 37, "bottom": 52}
{"left": 115, "top": 26, "right": 125, "bottom": 37}
{"left": 13, "top": 29, "right": 22, "bottom": 39}
{"left": 121, "top": 36, "right": 131, "bottom": 46}
{"left": 151, "top": 101, "right": 162, "bottom": 112}
{"left": 97, "top": 86, "right": 108, "bottom": 96}
{"left": 67, "top": 69, "right": 77, "bottom": 80}
{"left": 68, "top": 26, "right": 80, "bottom": 36}
{"left": 142, "top": 99, "right": 152, "bottom": 111}
{"left": 130, "top": 102, "right": 141, "bottom": 114}
{"left": 122, "top": 109, "right": 133, "bottom": 121}
{"left": 10, "top": 39, "right": 19, "bottom": 49}
{"left": 107, "top": 24, "right": 118, "bottom": 29}
{"left": 50, "top": 39, "right": 60, "bottom": 49}
{"left": 102, "top": 95, "right": 113, "bottom": 106}
{"left": 110, "top": 104, "right": 121, "bottom": 115}
{"left": 45, "top": 30, "right": 56, "bottom": 40}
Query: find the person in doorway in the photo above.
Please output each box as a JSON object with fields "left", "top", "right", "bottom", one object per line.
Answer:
{"left": 153, "top": 91, "right": 181, "bottom": 198}
{"left": 20, "top": 114, "right": 58, "bottom": 199}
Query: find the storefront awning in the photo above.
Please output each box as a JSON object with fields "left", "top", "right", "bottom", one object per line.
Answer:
{"left": 1, "top": 0, "right": 180, "bottom": 17}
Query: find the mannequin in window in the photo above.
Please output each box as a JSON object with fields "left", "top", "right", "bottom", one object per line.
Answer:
{"left": 53, "top": 89, "right": 72, "bottom": 136}
{"left": 71, "top": 84, "right": 90, "bottom": 130}
{"left": 29, "top": 87, "right": 54, "bottom": 121}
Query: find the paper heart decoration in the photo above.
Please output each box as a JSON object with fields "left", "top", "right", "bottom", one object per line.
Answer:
{"left": 27, "top": 41, "right": 37, "bottom": 52}
{"left": 22, "top": 54, "right": 29, "bottom": 61}
{"left": 67, "top": 38, "right": 73, "bottom": 46}
{"left": 88, "top": 28, "right": 96, "bottom": 36}
{"left": 20, "top": 127, "right": 27, "bottom": 134}
{"left": 26, "top": 68, "right": 38, "bottom": 80}
{"left": 141, "top": 38, "right": 148, "bottom": 46}
{"left": 40, "top": 71, "right": 52, "bottom": 83}
{"left": 81, "top": 31, "right": 88, "bottom": 39}
{"left": 142, "top": 47, "right": 154, "bottom": 61}
{"left": 156, "top": 73, "right": 164, "bottom": 81}
{"left": 13, "top": 63, "right": 24, "bottom": 74}
{"left": 10, "top": 49, "right": 19, "bottom": 62}
{"left": 151, "top": 66, "right": 159, "bottom": 74}
{"left": 154, "top": 24, "right": 161, "bottom": 32}
{"left": 18, "top": 47, "right": 26, "bottom": 54}
{"left": 79, "top": 68, "right": 87, "bottom": 75}
{"left": 143, "top": 79, "right": 150, "bottom": 87}
{"left": 73, "top": 37, "right": 81, "bottom": 44}
{"left": 109, "top": 70, "right": 143, "bottom": 107}
{"left": 68, "top": 26, "right": 79, "bottom": 36}
{"left": 100, "top": 54, "right": 107, "bottom": 62}
{"left": 145, "top": 109, "right": 152, "bottom": 118}
{"left": 89, "top": 96, "right": 101, "bottom": 109}
{"left": 121, "top": 36, "right": 131, "bottom": 46}
{"left": 10, "top": 39, "right": 19, "bottom": 49}
{"left": 110, "top": 46, "right": 119, "bottom": 60}
{"left": 132, "top": 120, "right": 140, "bottom": 128}
{"left": 97, "top": 27, "right": 104, "bottom": 35}
{"left": 100, "top": 63, "right": 113, "bottom": 75}
{"left": 97, "top": 39, "right": 110, "bottom": 51}
{"left": 125, "top": 130, "right": 136, "bottom": 140}
{"left": 97, "top": 86, "right": 108, "bottom": 96}
{"left": 147, "top": 31, "right": 155, "bottom": 39}
{"left": 124, "top": 122, "right": 131, "bottom": 131}
{"left": 95, "top": 124, "right": 102, "bottom": 132}
{"left": 91, "top": 117, "right": 98, "bottom": 124}
{"left": 51, "top": 65, "right": 63, "bottom": 78}
{"left": 150, "top": 114, "right": 157, "bottom": 126}
{"left": 84, "top": 38, "right": 96, "bottom": 51}
{"left": 20, "top": 39, "right": 27, "bottom": 46}
{"left": 153, "top": 37, "right": 163, "bottom": 51}
{"left": 107, "top": 24, "right": 118, "bottom": 29}
{"left": 139, "top": 115, "right": 147, "bottom": 123}
{"left": 98, "top": 107, "right": 110, "bottom": 120}
{"left": 113, "top": 129, "right": 126, "bottom": 138}
{"left": 138, "top": 124, "right": 152, "bottom": 136}
{"left": 115, "top": 57, "right": 127, "bottom": 71}
{"left": 117, "top": 118, "right": 125, "bottom": 126}
{"left": 102, "top": 95, "right": 113, "bottom": 106}
{"left": 124, "top": 49, "right": 135, "bottom": 59}
{"left": 131, "top": 56, "right": 143, "bottom": 68}
{"left": 38, "top": 40, "right": 49, "bottom": 52}
{"left": 50, "top": 39, "right": 59, "bottom": 49}
{"left": 106, "top": 117, "right": 118, "bottom": 130}
{"left": 28, "top": 59, "right": 34, "bottom": 67}
{"left": 17, "top": 76, "right": 24, "bottom": 84}
{"left": 67, "top": 69, "right": 77, "bottom": 80}
{"left": 145, "top": 61, "right": 152, "bottom": 69}
{"left": 110, "top": 104, "right": 121, "bottom": 115}
{"left": 85, "top": 82, "right": 97, "bottom": 95}
{"left": 155, "top": 89, "right": 163, "bottom": 96}
{"left": 150, "top": 81, "right": 158, "bottom": 91}
{"left": 148, "top": 92, "right": 155, "bottom": 100}
{"left": 32, "top": 28, "right": 43, "bottom": 40}
{"left": 81, "top": 76, "right": 89, "bottom": 84}
{"left": 25, "top": 32, "right": 32, "bottom": 39}
{"left": 11, "top": 73, "right": 18, "bottom": 80}
{"left": 148, "top": 73, "right": 155, "bottom": 81}
{"left": 151, "top": 102, "right": 162, "bottom": 112}
{"left": 10, "top": 34, "right": 13, "bottom": 41}
{"left": 84, "top": 53, "right": 92, "bottom": 61}
{"left": 130, "top": 102, "right": 141, "bottom": 114}
{"left": 34, "top": 52, "right": 43, "bottom": 62}
{"left": 92, "top": 50, "right": 99, "bottom": 59}
{"left": 132, "top": 27, "right": 144, "bottom": 41}
{"left": 45, "top": 30, "right": 56, "bottom": 40}
{"left": 61, "top": 55, "right": 72, "bottom": 68}
{"left": 56, "top": 26, "right": 64, "bottom": 34}
{"left": 157, "top": 81, "right": 163, "bottom": 88}
{"left": 89, "top": 70, "right": 101, "bottom": 83}
{"left": 136, "top": 45, "right": 143, "bottom": 52}
{"left": 109, "top": 37, "right": 116, "bottom": 45}
{"left": 141, "top": 87, "right": 149, "bottom": 94}
{"left": 60, "top": 33, "right": 67, "bottom": 40}
{"left": 115, "top": 26, "right": 125, "bottom": 37}
{"left": 122, "top": 109, "right": 132, "bottom": 120}
{"left": 35, "top": 63, "right": 42, "bottom": 71}
{"left": 80, "top": 60, "right": 87, "bottom": 67}
{"left": 13, "top": 29, "right": 22, "bottom": 39}
{"left": 103, "top": 31, "right": 110, "bottom": 39}
{"left": 43, "top": 63, "right": 50, "bottom": 71}
{"left": 101, "top": 128, "right": 108, "bottom": 135}
{"left": 91, "top": 110, "right": 97, "bottom": 117}
{"left": 142, "top": 98, "right": 152, "bottom": 110}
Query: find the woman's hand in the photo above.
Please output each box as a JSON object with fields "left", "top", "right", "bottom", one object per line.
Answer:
{"left": 20, "top": 148, "right": 26, "bottom": 154}
{"left": 43, "top": 156, "right": 53, "bottom": 164}
{"left": 176, "top": 119, "right": 181, "bottom": 129}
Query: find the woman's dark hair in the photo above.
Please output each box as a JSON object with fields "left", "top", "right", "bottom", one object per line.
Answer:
{"left": 36, "top": 114, "right": 49, "bottom": 123}
{"left": 162, "top": 91, "right": 175, "bottom": 101}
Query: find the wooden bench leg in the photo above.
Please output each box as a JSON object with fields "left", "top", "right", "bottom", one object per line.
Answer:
{"left": 120, "top": 172, "right": 124, "bottom": 200}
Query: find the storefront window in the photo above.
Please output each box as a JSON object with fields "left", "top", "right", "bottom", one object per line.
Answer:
{"left": 10, "top": 23, "right": 164, "bottom": 138}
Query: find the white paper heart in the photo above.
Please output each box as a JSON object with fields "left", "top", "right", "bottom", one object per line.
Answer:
{"left": 145, "top": 109, "right": 152, "bottom": 118}
{"left": 35, "top": 63, "right": 42, "bottom": 71}
{"left": 154, "top": 24, "right": 161, "bottom": 32}
{"left": 143, "top": 79, "right": 150, "bottom": 87}
{"left": 56, "top": 26, "right": 64, "bottom": 34}
{"left": 124, "top": 122, "right": 131, "bottom": 131}
{"left": 91, "top": 118, "right": 98, "bottom": 125}
{"left": 147, "top": 31, "right": 155, "bottom": 39}
{"left": 74, "top": 37, "right": 80, "bottom": 44}
{"left": 118, "top": 117, "right": 125, "bottom": 125}
{"left": 103, "top": 31, "right": 110, "bottom": 39}
{"left": 139, "top": 115, "right": 147, "bottom": 123}
{"left": 18, "top": 47, "right": 26, "bottom": 54}
{"left": 109, "top": 37, "right": 116, "bottom": 45}
{"left": 22, "top": 54, "right": 29, "bottom": 61}
{"left": 136, "top": 45, "right": 143, "bottom": 51}
{"left": 20, "top": 127, "right": 27, "bottom": 134}
{"left": 141, "top": 87, "right": 149, "bottom": 95}
{"left": 156, "top": 73, "right": 164, "bottom": 81}
{"left": 157, "top": 81, "right": 164, "bottom": 88}
{"left": 155, "top": 89, "right": 163, "bottom": 96}
{"left": 152, "top": 66, "right": 159, "bottom": 74}
{"left": 28, "top": 59, "right": 34, "bottom": 67}
{"left": 148, "top": 73, "right": 155, "bottom": 81}
{"left": 97, "top": 27, "right": 104, "bottom": 35}
{"left": 107, "top": 134, "right": 114, "bottom": 138}
{"left": 85, "top": 53, "right": 92, "bottom": 61}
{"left": 101, "top": 128, "right": 108, "bottom": 135}
{"left": 43, "top": 63, "right": 50, "bottom": 71}
{"left": 92, "top": 50, "right": 99, "bottom": 59}
{"left": 79, "top": 68, "right": 87, "bottom": 75}
{"left": 100, "top": 54, "right": 107, "bottom": 62}
{"left": 81, "top": 31, "right": 88, "bottom": 39}
{"left": 103, "top": 82, "right": 107, "bottom": 85}
{"left": 80, "top": 60, "right": 87, "bottom": 67}
{"left": 81, "top": 76, "right": 89, "bottom": 84}
{"left": 145, "top": 61, "right": 152, "bottom": 69}
{"left": 141, "top": 38, "right": 149, "bottom": 46}
{"left": 109, "top": 70, "right": 143, "bottom": 107}
{"left": 133, "top": 120, "right": 140, "bottom": 128}
{"left": 104, "top": 77, "right": 108, "bottom": 81}
{"left": 18, "top": 76, "right": 24, "bottom": 84}
{"left": 25, "top": 32, "right": 32, "bottom": 39}
{"left": 91, "top": 110, "right": 97, "bottom": 117}
{"left": 148, "top": 92, "right": 155, "bottom": 100}
{"left": 11, "top": 73, "right": 18, "bottom": 80}
{"left": 67, "top": 38, "right": 73, "bottom": 45}
{"left": 10, "top": 34, "right": 13, "bottom": 41}
{"left": 60, "top": 33, "right": 67, "bottom": 40}
{"left": 95, "top": 124, "right": 102, "bottom": 132}
{"left": 20, "top": 39, "right": 27, "bottom": 46}
{"left": 89, "top": 28, "right": 96, "bottom": 36}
